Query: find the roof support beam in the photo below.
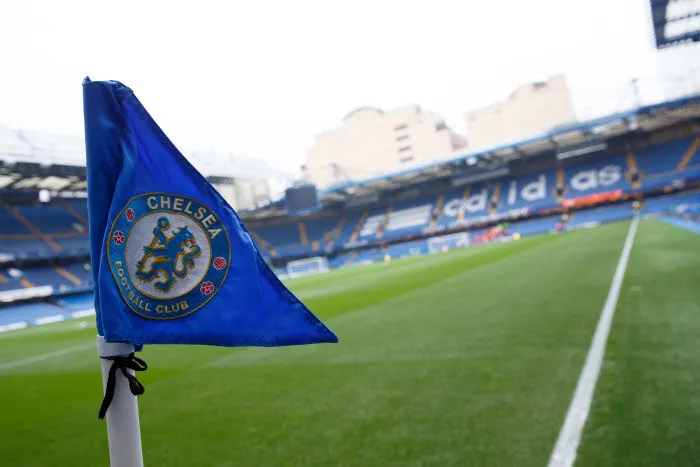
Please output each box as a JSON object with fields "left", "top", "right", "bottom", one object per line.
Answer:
{"left": 511, "top": 146, "right": 528, "bottom": 159}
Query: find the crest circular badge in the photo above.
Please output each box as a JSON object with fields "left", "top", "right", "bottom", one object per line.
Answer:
{"left": 108, "top": 193, "right": 231, "bottom": 319}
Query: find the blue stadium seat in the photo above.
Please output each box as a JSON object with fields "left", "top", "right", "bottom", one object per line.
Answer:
{"left": 22, "top": 267, "right": 73, "bottom": 288}
{"left": 252, "top": 222, "right": 306, "bottom": 257}
{"left": 55, "top": 293, "right": 95, "bottom": 311}
{"left": 0, "top": 207, "right": 31, "bottom": 234}
{"left": 0, "top": 270, "right": 23, "bottom": 291}
{"left": 18, "top": 205, "right": 84, "bottom": 234}
{"left": 435, "top": 188, "right": 466, "bottom": 228}
{"left": 336, "top": 210, "right": 366, "bottom": 246}
{"left": 53, "top": 236, "right": 90, "bottom": 255}
{"left": 641, "top": 165, "right": 700, "bottom": 192}
{"left": 305, "top": 215, "right": 340, "bottom": 249}
{"left": 0, "top": 302, "right": 66, "bottom": 326}
{"left": 642, "top": 191, "right": 700, "bottom": 214}
{"left": 59, "top": 262, "right": 92, "bottom": 284}
{"left": 0, "top": 238, "right": 55, "bottom": 259}
{"left": 636, "top": 138, "right": 692, "bottom": 175}
{"left": 69, "top": 199, "right": 89, "bottom": 219}
{"left": 356, "top": 206, "right": 390, "bottom": 240}
{"left": 0, "top": 262, "right": 91, "bottom": 292}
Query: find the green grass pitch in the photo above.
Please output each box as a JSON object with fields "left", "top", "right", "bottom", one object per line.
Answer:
{"left": 1, "top": 218, "right": 698, "bottom": 466}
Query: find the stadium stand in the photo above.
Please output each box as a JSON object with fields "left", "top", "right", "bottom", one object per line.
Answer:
{"left": 0, "top": 239, "right": 56, "bottom": 259}
{"left": 55, "top": 293, "right": 95, "bottom": 311}
{"left": 0, "top": 207, "right": 32, "bottom": 234}
{"left": 1, "top": 94, "right": 699, "bottom": 331}
{"left": 0, "top": 264, "right": 90, "bottom": 291}
{"left": 0, "top": 202, "right": 89, "bottom": 259}
{"left": 0, "top": 132, "right": 696, "bottom": 266}
{"left": 658, "top": 203, "right": 700, "bottom": 232}
{"left": 304, "top": 214, "right": 339, "bottom": 251}
{"left": 17, "top": 205, "right": 83, "bottom": 233}
{"left": 244, "top": 131, "right": 698, "bottom": 259}
{"left": 0, "top": 302, "right": 65, "bottom": 327}
{"left": 383, "top": 203, "right": 434, "bottom": 239}
{"left": 341, "top": 210, "right": 368, "bottom": 245}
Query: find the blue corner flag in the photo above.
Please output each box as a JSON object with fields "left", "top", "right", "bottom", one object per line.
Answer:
{"left": 82, "top": 78, "right": 337, "bottom": 348}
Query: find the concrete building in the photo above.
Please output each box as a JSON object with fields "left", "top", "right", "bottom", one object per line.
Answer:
{"left": 305, "top": 105, "right": 467, "bottom": 188}
{"left": 464, "top": 74, "right": 577, "bottom": 150}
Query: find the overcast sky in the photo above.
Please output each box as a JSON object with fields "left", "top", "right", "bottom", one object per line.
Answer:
{"left": 1, "top": 0, "right": 699, "bottom": 176}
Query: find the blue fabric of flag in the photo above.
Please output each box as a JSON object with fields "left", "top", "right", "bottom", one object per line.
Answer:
{"left": 83, "top": 77, "right": 337, "bottom": 348}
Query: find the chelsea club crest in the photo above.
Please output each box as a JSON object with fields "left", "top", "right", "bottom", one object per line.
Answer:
{"left": 107, "top": 193, "right": 231, "bottom": 319}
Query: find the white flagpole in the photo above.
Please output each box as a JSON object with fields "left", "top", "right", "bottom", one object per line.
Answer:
{"left": 97, "top": 336, "right": 145, "bottom": 467}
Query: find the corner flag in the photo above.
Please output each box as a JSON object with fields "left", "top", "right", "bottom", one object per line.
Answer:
{"left": 83, "top": 77, "right": 337, "bottom": 348}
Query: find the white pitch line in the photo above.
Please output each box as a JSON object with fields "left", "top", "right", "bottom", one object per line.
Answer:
{"left": 0, "top": 342, "right": 93, "bottom": 372}
{"left": 548, "top": 217, "right": 639, "bottom": 467}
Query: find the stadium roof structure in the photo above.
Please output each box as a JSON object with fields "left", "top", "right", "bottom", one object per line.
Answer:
{"left": 0, "top": 158, "right": 236, "bottom": 198}
{"left": 650, "top": 0, "right": 700, "bottom": 49}
{"left": 0, "top": 126, "right": 293, "bottom": 198}
{"left": 314, "top": 92, "right": 700, "bottom": 203}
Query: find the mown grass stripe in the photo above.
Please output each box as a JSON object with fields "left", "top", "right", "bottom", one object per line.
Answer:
{"left": 0, "top": 343, "right": 93, "bottom": 372}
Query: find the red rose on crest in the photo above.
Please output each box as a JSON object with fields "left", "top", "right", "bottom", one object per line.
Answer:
{"left": 200, "top": 281, "right": 214, "bottom": 295}
{"left": 113, "top": 231, "right": 125, "bottom": 245}
{"left": 126, "top": 208, "right": 135, "bottom": 221}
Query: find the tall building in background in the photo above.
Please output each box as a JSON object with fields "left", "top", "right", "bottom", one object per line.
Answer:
{"left": 463, "top": 74, "right": 577, "bottom": 150}
{"left": 305, "top": 105, "right": 467, "bottom": 189}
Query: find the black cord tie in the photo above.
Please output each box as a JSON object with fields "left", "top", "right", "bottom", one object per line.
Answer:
{"left": 98, "top": 353, "right": 148, "bottom": 420}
